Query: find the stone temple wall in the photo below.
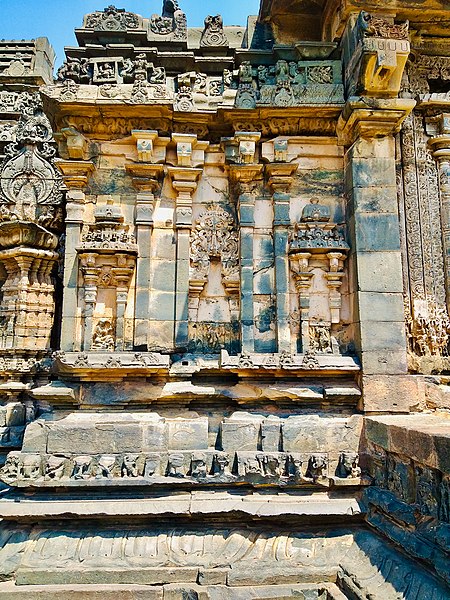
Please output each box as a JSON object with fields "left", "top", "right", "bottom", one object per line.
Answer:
{"left": 0, "top": 2, "right": 448, "bottom": 598}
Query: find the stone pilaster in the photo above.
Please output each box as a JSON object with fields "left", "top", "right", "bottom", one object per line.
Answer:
{"left": 55, "top": 160, "right": 94, "bottom": 351}
{"left": 337, "top": 98, "right": 416, "bottom": 411}
{"left": 428, "top": 114, "right": 450, "bottom": 313}
{"left": 168, "top": 166, "right": 202, "bottom": 349}
{"left": 266, "top": 162, "right": 297, "bottom": 353}
{"left": 168, "top": 134, "right": 208, "bottom": 350}
{"left": 230, "top": 164, "right": 264, "bottom": 352}
{"left": 126, "top": 162, "right": 164, "bottom": 350}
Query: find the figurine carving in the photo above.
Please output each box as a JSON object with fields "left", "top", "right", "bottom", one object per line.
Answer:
{"left": 149, "top": 0, "right": 186, "bottom": 40}
{"left": 306, "top": 455, "right": 327, "bottom": 482}
{"left": 309, "top": 323, "right": 332, "bottom": 354}
{"left": 91, "top": 319, "right": 115, "bottom": 352}
{"left": 167, "top": 453, "right": 186, "bottom": 478}
{"left": 190, "top": 453, "right": 207, "bottom": 478}
{"left": 200, "top": 15, "right": 228, "bottom": 48}
{"left": 72, "top": 456, "right": 92, "bottom": 480}
{"left": 337, "top": 453, "right": 361, "bottom": 479}
{"left": 45, "top": 456, "right": 67, "bottom": 480}
{"left": 122, "top": 454, "right": 140, "bottom": 478}
{"left": 212, "top": 453, "right": 231, "bottom": 477}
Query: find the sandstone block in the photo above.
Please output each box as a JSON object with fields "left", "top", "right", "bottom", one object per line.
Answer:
{"left": 5, "top": 403, "right": 25, "bottom": 427}
{"left": 361, "top": 374, "right": 426, "bottom": 413}
{"left": 351, "top": 213, "right": 401, "bottom": 253}
{"left": 282, "top": 415, "right": 362, "bottom": 454}
{"left": 261, "top": 418, "right": 281, "bottom": 452}
{"left": 355, "top": 252, "right": 404, "bottom": 293}
{"left": 21, "top": 421, "right": 49, "bottom": 452}
{"left": 167, "top": 417, "right": 208, "bottom": 450}
{"left": 198, "top": 569, "right": 229, "bottom": 586}
{"left": 360, "top": 349, "right": 408, "bottom": 376}
{"left": 142, "top": 418, "right": 167, "bottom": 452}
{"left": 220, "top": 413, "right": 263, "bottom": 451}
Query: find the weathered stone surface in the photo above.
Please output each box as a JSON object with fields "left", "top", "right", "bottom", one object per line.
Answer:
{"left": 220, "top": 413, "right": 262, "bottom": 452}
{"left": 361, "top": 375, "right": 426, "bottom": 413}
{"left": 282, "top": 415, "right": 362, "bottom": 454}
{"left": 1, "top": 1, "right": 450, "bottom": 597}
{"left": 167, "top": 417, "right": 208, "bottom": 450}
{"left": 364, "top": 414, "right": 450, "bottom": 472}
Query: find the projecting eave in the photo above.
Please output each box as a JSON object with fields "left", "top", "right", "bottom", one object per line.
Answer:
{"left": 259, "top": 0, "right": 450, "bottom": 44}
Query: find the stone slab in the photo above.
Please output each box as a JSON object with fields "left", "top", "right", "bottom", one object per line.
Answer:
{"left": 16, "top": 568, "right": 199, "bottom": 586}
{"left": 0, "top": 491, "right": 363, "bottom": 520}
{"left": 364, "top": 413, "right": 450, "bottom": 472}
{"left": 361, "top": 374, "right": 426, "bottom": 413}
{"left": 167, "top": 418, "right": 209, "bottom": 450}
{"left": 0, "top": 581, "right": 163, "bottom": 599}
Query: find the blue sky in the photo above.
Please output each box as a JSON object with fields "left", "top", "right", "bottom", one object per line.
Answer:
{"left": 1, "top": 0, "right": 260, "bottom": 67}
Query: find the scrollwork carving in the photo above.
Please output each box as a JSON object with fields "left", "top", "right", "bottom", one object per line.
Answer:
{"left": 84, "top": 5, "right": 140, "bottom": 31}
{"left": 235, "top": 59, "right": 342, "bottom": 109}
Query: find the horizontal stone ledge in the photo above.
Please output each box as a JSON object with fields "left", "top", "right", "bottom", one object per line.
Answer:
{"left": 0, "top": 581, "right": 344, "bottom": 599}
{"left": 0, "top": 491, "right": 364, "bottom": 520}
{"left": 364, "top": 414, "right": 450, "bottom": 471}
{"left": 15, "top": 566, "right": 340, "bottom": 588}
{"left": 76, "top": 380, "right": 361, "bottom": 407}
{"left": 16, "top": 567, "right": 199, "bottom": 587}
{"left": 50, "top": 351, "right": 361, "bottom": 383}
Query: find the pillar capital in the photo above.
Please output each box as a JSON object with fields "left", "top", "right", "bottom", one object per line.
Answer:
{"left": 125, "top": 163, "right": 164, "bottom": 193}
{"left": 266, "top": 163, "right": 298, "bottom": 195}
{"left": 167, "top": 167, "right": 202, "bottom": 228}
{"left": 337, "top": 98, "right": 416, "bottom": 146}
{"left": 130, "top": 130, "right": 170, "bottom": 163}
{"left": 55, "top": 159, "right": 95, "bottom": 189}
{"left": 171, "top": 133, "right": 209, "bottom": 168}
{"left": 428, "top": 122, "right": 450, "bottom": 156}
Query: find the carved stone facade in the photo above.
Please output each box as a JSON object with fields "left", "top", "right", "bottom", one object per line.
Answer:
{"left": 0, "top": 2, "right": 449, "bottom": 599}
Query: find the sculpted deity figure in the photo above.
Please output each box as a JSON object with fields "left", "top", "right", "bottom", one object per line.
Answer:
{"left": 306, "top": 455, "right": 327, "bottom": 481}
{"left": 122, "top": 454, "right": 139, "bottom": 477}
{"left": 91, "top": 319, "right": 115, "bottom": 351}
{"left": 337, "top": 453, "right": 361, "bottom": 478}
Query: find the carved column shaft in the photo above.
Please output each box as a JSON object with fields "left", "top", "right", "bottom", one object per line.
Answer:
{"left": 80, "top": 259, "right": 98, "bottom": 351}
{"left": 290, "top": 253, "right": 313, "bottom": 352}
{"left": 267, "top": 164, "right": 297, "bottom": 353}
{"left": 127, "top": 162, "right": 164, "bottom": 350}
{"left": 56, "top": 161, "right": 94, "bottom": 351}
{"left": 169, "top": 168, "right": 202, "bottom": 350}
{"left": 134, "top": 192, "right": 154, "bottom": 349}
{"left": 238, "top": 185, "right": 256, "bottom": 352}
{"left": 429, "top": 126, "right": 450, "bottom": 312}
